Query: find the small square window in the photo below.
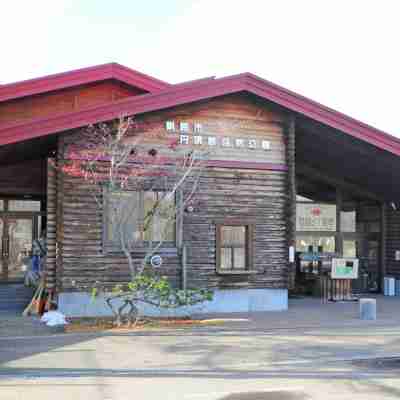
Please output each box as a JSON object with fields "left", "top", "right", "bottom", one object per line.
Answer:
{"left": 248, "top": 139, "right": 257, "bottom": 149}
{"left": 261, "top": 140, "right": 270, "bottom": 150}
{"left": 208, "top": 136, "right": 217, "bottom": 146}
{"left": 194, "top": 122, "right": 202, "bottom": 133}
{"left": 165, "top": 120, "right": 175, "bottom": 131}
{"left": 194, "top": 135, "right": 203, "bottom": 145}
{"left": 235, "top": 138, "right": 244, "bottom": 148}
{"left": 180, "top": 121, "right": 190, "bottom": 133}
{"left": 222, "top": 137, "right": 231, "bottom": 147}
{"left": 180, "top": 135, "right": 189, "bottom": 145}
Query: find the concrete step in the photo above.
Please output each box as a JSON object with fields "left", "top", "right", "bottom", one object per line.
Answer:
{"left": 0, "top": 284, "right": 35, "bottom": 312}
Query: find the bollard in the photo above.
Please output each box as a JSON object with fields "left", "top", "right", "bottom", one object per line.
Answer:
{"left": 384, "top": 277, "right": 396, "bottom": 296}
{"left": 388, "top": 278, "right": 396, "bottom": 296}
{"left": 360, "top": 298, "right": 376, "bottom": 320}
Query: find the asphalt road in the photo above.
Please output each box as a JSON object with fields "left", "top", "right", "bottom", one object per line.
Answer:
{"left": 1, "top": 324, "right": 400, "bottom": 399}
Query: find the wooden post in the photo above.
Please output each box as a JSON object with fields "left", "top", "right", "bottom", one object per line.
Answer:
{"left": 56, "top": 135, "right": 65, "bottom": 293}
{"left": 286, "top": 115, "right": 296, "bottom": 290}
{"left": 380, "top": 202, "right": 387, "bottom": 293}
{"left": 45, "top": 158, "right": 57, "bottom": 292}
{"left": 336, "top": 188, "right": 343, "bottom": 256}
{"left": 176, "top": 190, "right": 183, "bottom": 249}
{"left": 176, "top": 190, "right": 185, "bottom": 290}
{"left": 182, "top": 245, "right": 187, "bottom": 292}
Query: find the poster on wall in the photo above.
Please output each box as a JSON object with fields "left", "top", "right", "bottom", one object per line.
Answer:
{"left": 331, "top": 258, "right": 359, "bottom": 279}
{"left": 296, "top": 204, "right": 336, "bottom": 232}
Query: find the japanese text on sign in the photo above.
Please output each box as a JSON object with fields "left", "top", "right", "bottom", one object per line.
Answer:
{"left": 296, "top": 204, "right": 336, "bottom": 232}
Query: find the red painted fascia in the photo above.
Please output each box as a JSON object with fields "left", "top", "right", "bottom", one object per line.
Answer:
{"left": 110, "top": 63, "right": 170, "bottom": 92}
{"left": 0, "top": 63, "right": 170, "bottom": 102}
{"left": 2, "top": 71, "right": 400, "bottom": 159}
{"left": 171, "top": 76, "right": 216, "bottom": 89}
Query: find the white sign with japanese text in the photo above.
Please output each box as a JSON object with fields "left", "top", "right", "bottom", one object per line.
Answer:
{"left": 296, "top": 204, "right": 336, "bottom": 232}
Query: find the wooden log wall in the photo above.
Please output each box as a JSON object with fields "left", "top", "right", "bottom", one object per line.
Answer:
{"left": 286, "top": 115, "right": 296, "bottom": 290}
{"left": 57, "top": 145, "right": 182, "bottom": 291}
{"left": 128, "top": 94, "right": 286, "bottom": 166}
{"left": 183, "top": 168, "right": 287, "bottom": 290}
{"left": 60, "top": 174, "right": 182, "bottom": 290}
{"left": 56, "top": 93, "right": 289, "bottom": 292}
{"left": 45, "top": 159, "right": 57, "bottom": 289}
{"left": 56, "top": 137, "right": 65, "bottom": 291}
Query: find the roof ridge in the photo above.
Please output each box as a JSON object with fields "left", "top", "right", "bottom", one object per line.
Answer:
{"left": 0, "top": 63, "right": 114, "bottom": 89}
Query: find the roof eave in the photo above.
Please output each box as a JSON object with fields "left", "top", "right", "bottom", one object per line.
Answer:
{"left": 2, "top": 72, "right": 400, "bottom": 159}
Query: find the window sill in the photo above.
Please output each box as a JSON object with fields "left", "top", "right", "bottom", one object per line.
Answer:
{"left": 216, "top": 270, "right": 258, "bottom": 275}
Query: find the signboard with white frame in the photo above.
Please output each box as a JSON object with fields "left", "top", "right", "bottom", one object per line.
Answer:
{"left": 296, "top": 203, "right": 336, "bottom": 232}
{"left": 331, "top": 258, "right": 359, "bottom": 279}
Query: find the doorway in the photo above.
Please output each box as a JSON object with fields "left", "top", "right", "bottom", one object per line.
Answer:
{"left": 348, "top": 235, "right": 380, "bottom": 293}
{"left": 0, "top": 199, "right": 44, "bottom": 283}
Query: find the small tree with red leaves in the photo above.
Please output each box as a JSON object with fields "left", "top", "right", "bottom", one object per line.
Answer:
{"left": 59, "top": 116, "right": 212, "bottom": 325}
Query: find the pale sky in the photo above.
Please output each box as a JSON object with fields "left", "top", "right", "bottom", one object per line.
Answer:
{"left": 2, "top": 0, "right": 399, "bottom": 136}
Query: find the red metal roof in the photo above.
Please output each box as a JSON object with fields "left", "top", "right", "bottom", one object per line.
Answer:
{"left": 0, "top": 63, "right": 170, "bottom": 102}
{"left": 1, "top": 67, "right": 400, "bottom": 158}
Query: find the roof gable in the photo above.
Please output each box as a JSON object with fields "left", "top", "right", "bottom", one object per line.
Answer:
{"left": 0, "top": 63, "right": 170, "bottom": 102}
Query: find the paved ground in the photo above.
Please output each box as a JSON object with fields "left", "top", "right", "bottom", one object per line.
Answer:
{"left": 1, "top": 295, "right": 398, "bottom": 338}
{"left": 192, "top": 295, "right": 400, "bottom": 331}
{"left": 0, "top": 313, "right": 56, "bottom": 338}
{"left": 1, "top": 296, "right": 400, "bottom": 399}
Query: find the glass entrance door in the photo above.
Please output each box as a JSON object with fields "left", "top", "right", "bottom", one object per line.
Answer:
{"left": 1, "top": 217, "right": 34, "bottom": 282}
{"left": 348, "top": 236, "right": 380, "bottom": 293}
{"left": 7, "top": 218, "right": 33, "bottom": 281}
{"left": 0, "top": 198, "right": 43, "bottom": 282}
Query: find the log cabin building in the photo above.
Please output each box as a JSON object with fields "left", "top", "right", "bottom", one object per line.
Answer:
{"left": 1, "top": 63, "right": 400, "bottom": 315}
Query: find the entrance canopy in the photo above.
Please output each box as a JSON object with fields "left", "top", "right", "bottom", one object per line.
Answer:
{"left": 296, "top": 115, "right": 400, "bottom": 202}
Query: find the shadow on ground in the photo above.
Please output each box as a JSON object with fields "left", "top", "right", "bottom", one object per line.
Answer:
{"left": 0, "top": 333, "right": 103, "bottom": 366}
